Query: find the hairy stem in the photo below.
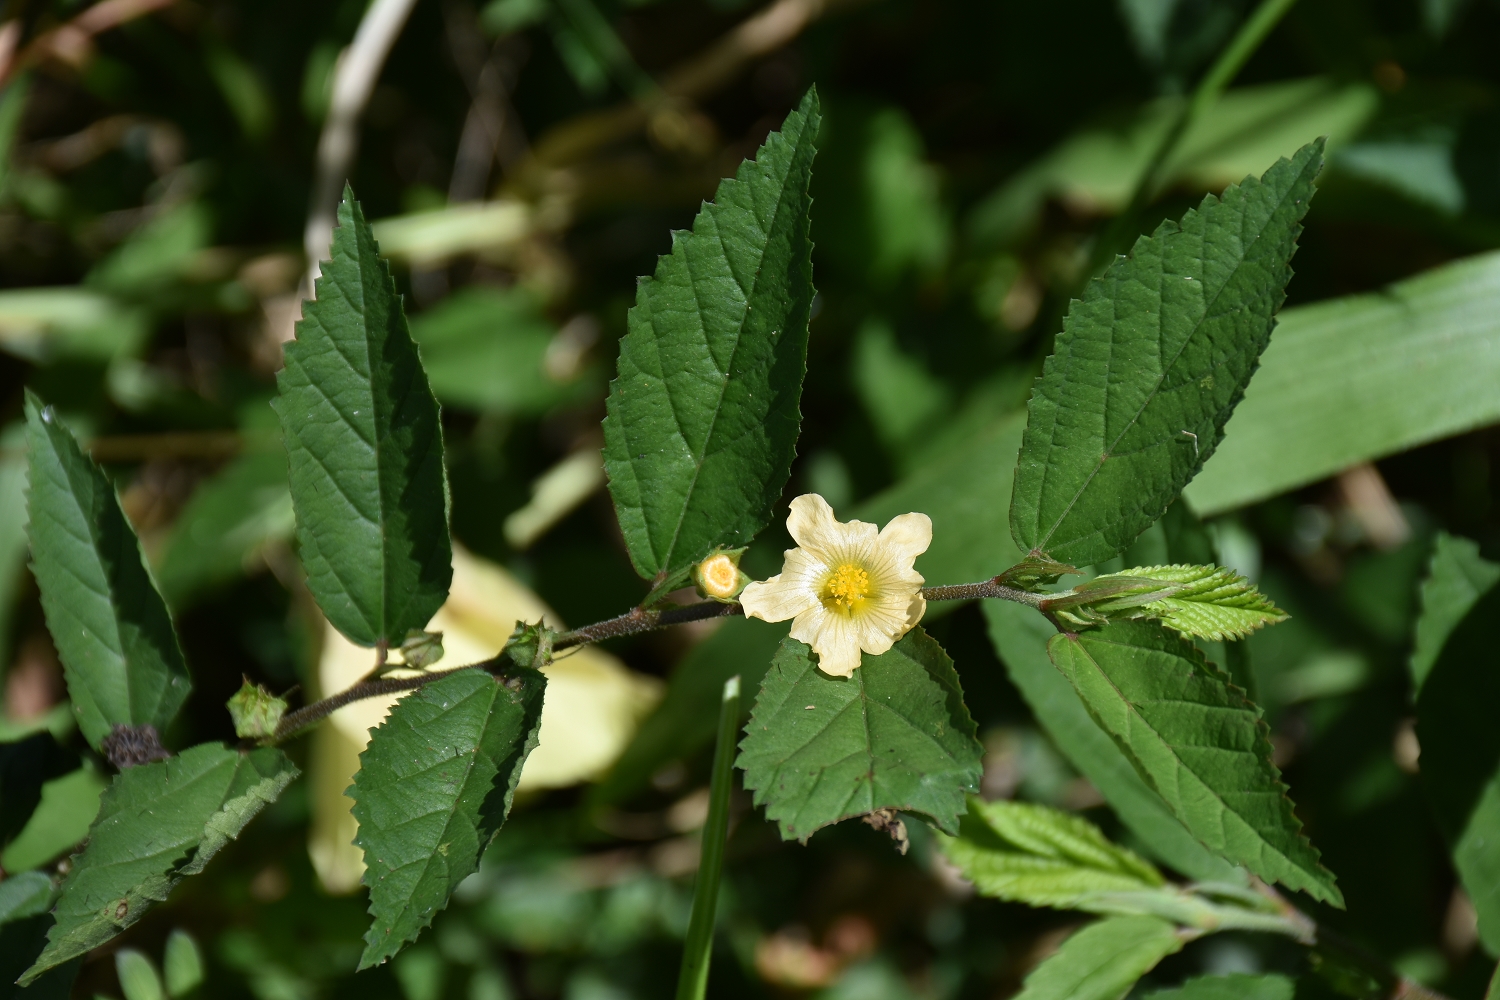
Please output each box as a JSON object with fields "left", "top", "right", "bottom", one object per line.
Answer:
{"left": 267, "top": 574, "right": 1046, "bottom": 743}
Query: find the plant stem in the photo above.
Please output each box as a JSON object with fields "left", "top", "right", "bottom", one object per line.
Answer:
{"left": 1081, "top": 0, "right": 1301, "bottom": 281}
{"left": 675, "top": 675, "right": 741, "bottom": 1000}
{"left": 268, "top": 574, "right": 1046, "bottom": 742}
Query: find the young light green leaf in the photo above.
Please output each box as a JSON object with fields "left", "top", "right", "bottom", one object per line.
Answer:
{"left": 0, "top": 871, "right": 54, "bottom": 925}
{"left": 162, "top": 929, "right": 204, "bottom": 998}
{"left": 1143, "top": 974, "right": 1295, "bottom": 1000}
{"left": 115, "top": 949, "right": 165, "bottom": 1000}
{"left": 153, "top": 447, "right": 293, "bottom": 611}
{"left": 274, "top": 186, "right": 451, "bottom": 647}
{"left": 1014, "top": 916, "right": 1184, "bottom": 1000}
{"left": 0, "top": 732, "right": 77, "bottom": 849}
{"left": 20, "top": 743, "right": 297, "bottom": 983}
{"left": 1410, "top": 532, "right": 1499, "bottom": 697}
{"left": 1053, "top": 563, "right": 1287, "bottom": 640}
{"left": 1187, "top": 250, "right": 1500, "bottom": 517}
{"left": 984, "top": 600, "right": 1242, "bottom": 884}
{"left": 1416, "top": 584, "right": 1500, "bottom": 954}
{"left": 351, "top": 667, "right": 546, "bottom": 969}
{"left": 939, "top": 796, "right": 1166, "bottom": 911}
{"left": 23, "top": 391, "right": 192, "bottom": 749}
{"left": 1011, "top": 141, "right": 1324, "bottom": 566}
{"left": 1048, "top": 621, "right": 1341, "bottom": 905}
{"left": 737, "top": 627, "right": 983, "bottom": 841}
{"left": 603, "top": 88, "right": 819, "bottom": 583}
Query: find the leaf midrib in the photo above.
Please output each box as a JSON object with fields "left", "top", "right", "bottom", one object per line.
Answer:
{"left": 1034, "top": 163, "right": 1309, "bottom": 554}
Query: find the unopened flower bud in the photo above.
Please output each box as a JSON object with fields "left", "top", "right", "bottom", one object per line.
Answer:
{"left": 695, "top": 548, "right": 750, "bottom": 602}
{"left": 227, "top": 678, "right": 288, "bottom": 740}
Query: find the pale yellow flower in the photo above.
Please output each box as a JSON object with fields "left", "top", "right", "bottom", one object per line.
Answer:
{"left": 740, "top": 494, "right": 931, "bottom": 677}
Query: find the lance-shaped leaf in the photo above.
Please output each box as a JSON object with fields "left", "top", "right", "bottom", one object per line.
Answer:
{"left": 1014, "top": 916, "right": 1183, "bottom": 1000}
{"left": 351, "top": 667, "right": 546, "bottom": 969}
{"left": 603, "top": 88, "right": 819, "bottom": 584}
{"left": 20, "top": 743, "right": 297, "bottom": 983}
{"left": 737, "top": 627, "right": 983, "bottom": 841}
{"left": 23, "top": 392, "right": 192, "bottom": 749}
{"left": 1050, "top": 564, "right": 1287, "bottom": 640}
{"left": 1410, "top": 532, "right": 1499, "bottom": 698}
{"left": 1417, "top": 584, "right": 1500, "bottom": 954}
{"left": 274, "top": 187, "right": 451, "bottom": 647}
{"left": 939, "top": 796, "right": 1166, "bottom": 910}
{"left": 984, "top": 600, "right": 1241, "bottom": 884}
{"left": 1048, "top": 621, "right": 1341, "bottom": 905}
{"left": 1011, "top": 141, "right": 1324, "bottom": 566}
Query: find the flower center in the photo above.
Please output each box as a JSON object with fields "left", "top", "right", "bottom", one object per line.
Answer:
{"left": 821, "top": 563, "right": 871, "bottom": 614}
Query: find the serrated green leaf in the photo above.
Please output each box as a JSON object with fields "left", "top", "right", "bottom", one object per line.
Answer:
{"left": 153, "top": 447, "right": 293, "bottom": 611}
{"left": 603, "top": 88, "right": 819, "bottom": 583}
{"left": 939, "top": 796, "right": 1165, "bottom": 911}
{"left": 1010, "top": 141, "right": 1324, "bottom": 566}
{"left": 1058, "top": 563, "right": 1287, "bottom": 640}
{"left": 20, "top": 743, "right": 297, "bottom": 983}
{"left": 23, "top": 391, "right": 192, "bottom": 749}
{"left": 1048, "top": 621, "right": 1340, "bottom": 905}
{"left": 1143, "top": 974, "right": 1295, "bottom": 1000}
{"left": 1417, "top": 584, "right": 1500, "bottom": 954}
{"left": 1410, "top": 532, "right": 1499, "bottom": 698}
{"left": 983, "top": 600, "right": 1240, "bottom": 884}
{"left": 351, "top": 667, "right": 546, "bottom": 969}
{"left": 737, "top": 627, "right": 982, "bottom": 840}
{"left": 274, "top": 186, "right": 451, "bottom": 647}
{"left": 1186, "top": 250, "right": 1500, "bottom": 516}
{"left": 1014, "top": 916, "right": 1183, "bottom": 1000}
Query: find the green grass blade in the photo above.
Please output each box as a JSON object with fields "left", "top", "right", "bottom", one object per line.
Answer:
{"left": 23, "top": 391, "right": 192, "bottom": 749}
{"left": 674, "top": 674, "right": 741, "bottom": 1000}
{"left": 1011, "top": 140, "right": 1323, "bottom": 566}
{"left": 603, "top": 88, "right": 819, "bottom": 583}
{"left": 351, "top": 667, "right": 546, "bottom": 969}
{"left": 737, "top": 627, "right": 982, "bottom": 840}
{"left": 1014, "top": 916, "right": 1183, "bottom": 1000}
{"left": 274, "top": 185, "right": 451, "bottom": 647}
{"left": 1048, "top": 621, "right": 1341, "bottom": 905}
{"left": 1186, "top": 251, "right": 1500, "bottom": 515}
{"left": 19, "top": 743, "right": 297, "bottom": 983}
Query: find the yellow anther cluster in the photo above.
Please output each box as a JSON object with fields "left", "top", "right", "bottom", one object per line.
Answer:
{"left": 822, "top": 563, "right": 871, "bottom": 612}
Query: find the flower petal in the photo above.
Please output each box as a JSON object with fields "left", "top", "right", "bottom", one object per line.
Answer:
{"left": 791, "top": 608, "right": 862, "bottom": 677}
{"left": 878, "top": 512, "right": 933, "bottom": 570}
{"left": 902, "top": 593, "right": 926, "bottom": 634}
{"left": 741, "top": 574, "right": 818, "bottom": 623}
{"left": 787, "top": 493, "right": 877, "bottom": 564}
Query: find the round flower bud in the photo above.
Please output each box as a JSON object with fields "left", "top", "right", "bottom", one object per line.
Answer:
{"left": 695, "top": 550, "right": 748, "bottom": 602}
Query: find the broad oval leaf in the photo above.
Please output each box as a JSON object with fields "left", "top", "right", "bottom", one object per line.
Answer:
{"left": 20, "top": 743, "right": 297, "bottom": 984}
{"left": 737, "top": 627, "right": 983, "bottom": 841}
{"left": 603, "top": 88, "right": 820, "bottom": 584}
{"left": 939, "top": 796, "right": 1166, "bottom": 911}
{"left": 24, "top": 392, "right": 192, "bottom": 749}
{"left": 1011, "top": 140, "right": 1324, "bottom": 566}
{"left": 1048, "top": 620, "right": 1341, "bottom": 905}
{"left": 274, "top": 186, "right": 451, "bottom": 647}
{"left": 1416, "top": 584, "right": 1500, "bottom": 954}
{"left": 984, "top": 600, "right": 1242, "bottom": 884}
{"left": 1410, "top": 532, "right": 1499, "bottom": 698}
{"left": 1014, "top": 916, "right": 1183, "bottom": 1000}
{"left": 351, "top": 666, "right": 546, "bottom": 969}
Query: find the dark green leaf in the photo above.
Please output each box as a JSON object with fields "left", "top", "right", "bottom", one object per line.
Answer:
{"left": 153, "top": 447, "right": 293, "bottom": 611}
{"left": 1186, "top": 250, "right": 1500, "bottom": 516}
{"left": 20, "top": 743, "right": 297, "bottom": 983}
{"left": 1048, "top": 621, "right": 1340, "bottom": 904}
{"left": 984, "top": 600, "right": 1240, "bottom": 883}
{"left": 274, "top": 186, "right": 451, "bottom": 647}
{"left": 603, "top": 88, "right": 819, "bottom": 582}
{"left": 1417, "top": 584, "right": 1500, "bottom": 953}
{"left": 1143, "top": 974, "right": 1295, "bottom": 1000}
{"left": 737, "top": 627, "right": 983, "bottom": 840}
{"left": 0, "top": 733, "right": 77, "bottom": 847}
{"left": 1410, "top": 532, "right": 1499, "bottom": 697}
{"left": 939, "top": 796, "right": 1167, "bottom": 911}
{"left": 1010, "top": 141, "right": 1323, "bottom": 566}
{"left": 23, "top": 391, "right": 192, "bottom": 749}
{"left": 351, "top": 667, "right": 546, "bottom": 969}
{"left": 1014, "top": 916, "right": 1183, "bottom": 1000}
